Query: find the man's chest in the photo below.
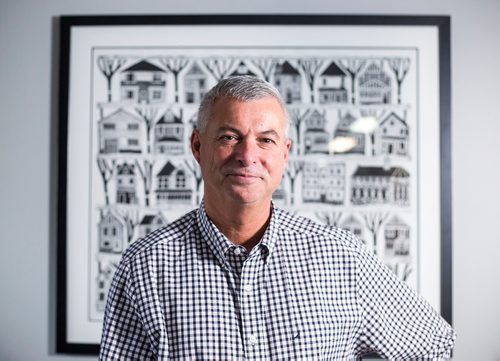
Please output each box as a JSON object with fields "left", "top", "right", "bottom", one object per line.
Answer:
{"left": 153, "top": 252, "right": 363, "bottom": 360}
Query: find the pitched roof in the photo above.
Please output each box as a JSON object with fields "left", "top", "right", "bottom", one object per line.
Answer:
{"left": 117, "top": 163, "right": 135, "bottom": 175}
{"left": 123, "top": 60, "right": 165, "bottom": 72}
{"left": 341, "top": 215, "right": 362, "bottom": 226}
{"left": 99, "top": 108, "right": 142, "bottom": 124}
{"left": 276, "top": 61, "right": 299, "bottom": 75}
{"left": 140, "top": 213, "right": 167, "bottom": 225}
{"left": 231, "top": 61, "right": 256, "bottom": 76}
{"left": 186, "top": 62, "right": 205, "bottom": 76}
{"left": 157, "top": 110, "right": 182, "bottom": 124}
{"left": 158, "top": 136, "right": 182, "bottom": 142}
{"left": 352, "top": 166, "right": 409, "bottom": 177}
{"left": 380, "top": 112, "right": 408, "bottom": 128}
{"left": 140, "top": 215, "right": 156, "bottom": 225}
{"left": 157, "top": 161, "right": 176, "bottom": 176}
{"left": 321, "top": 61, "right": 347, "bottom": 76}
{"left": 385, "top": 215, "right": 408, "bottom": 227}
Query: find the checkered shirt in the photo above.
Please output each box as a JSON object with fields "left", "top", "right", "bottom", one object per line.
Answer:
{"left": 100, "top": 203, "right": 456, "bottom": 360}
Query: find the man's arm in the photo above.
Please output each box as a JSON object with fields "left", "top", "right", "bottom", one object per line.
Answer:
{"left": 99, "top": 260, "right": 156, "bottom": 360}
{"left": 355, "top": 247, "right": 456, "bottom": 359}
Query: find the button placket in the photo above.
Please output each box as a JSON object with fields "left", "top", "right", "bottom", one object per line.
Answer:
{"left": 239, "top": 252, "right": 267, "bottom": 359}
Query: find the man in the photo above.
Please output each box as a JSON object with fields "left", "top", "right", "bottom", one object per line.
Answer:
{"left": 100, "top": 76, "right": 455, "bottom": 360}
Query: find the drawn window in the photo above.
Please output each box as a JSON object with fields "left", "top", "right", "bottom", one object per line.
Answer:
{"left": 158, "top": 177, "right": 169, "bottom": 189}
{"left": 128, "top": 123, "right": 139, "bottom": 130}
{"left": 176, "top": 171, "right": 186, "bottom": 188}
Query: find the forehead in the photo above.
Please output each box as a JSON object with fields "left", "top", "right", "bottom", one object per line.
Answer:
{"left": 209, "top": 96, "right": 286, "bottom": 126}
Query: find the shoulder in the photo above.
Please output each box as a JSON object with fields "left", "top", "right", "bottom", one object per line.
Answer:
{"left": 274, "top": 207, "right": 365, "bottom": 255}
{"left": 120, "top": 209, "right": 198, "bottom": 265}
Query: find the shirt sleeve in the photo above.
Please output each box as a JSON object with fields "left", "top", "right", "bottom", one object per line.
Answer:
{"left": 355, "top": 246, "right": 456, "bottom": 359}
{"left": 99, "top": 259, "right": 156, "bottom": 360}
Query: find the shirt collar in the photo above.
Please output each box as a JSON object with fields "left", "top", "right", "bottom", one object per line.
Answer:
{"left": 196, "top": 200, "right": 279, "bottom": 267}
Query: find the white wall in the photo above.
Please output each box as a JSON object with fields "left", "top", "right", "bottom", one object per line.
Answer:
{"left": 1, "top": 0, "right": 499, "bottom": 360}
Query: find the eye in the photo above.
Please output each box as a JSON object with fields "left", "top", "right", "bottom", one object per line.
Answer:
{"left": 218, "top": 134, "right": 239, "bottom": 143}
{"left": 260, "top": 138, "right": 276, "bottom": 145}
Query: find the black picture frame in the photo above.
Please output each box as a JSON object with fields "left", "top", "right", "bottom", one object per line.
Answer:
{"left": 56, "top": 14, "right": 452, "bottom": 354}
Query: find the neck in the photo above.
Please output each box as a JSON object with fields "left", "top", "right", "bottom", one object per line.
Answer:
{"left": 203, "top": 197, "right": 272, "bottom": 252}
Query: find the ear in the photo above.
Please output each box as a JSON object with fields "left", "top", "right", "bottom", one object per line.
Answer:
{"left": 191, "top": 129, "right": 202, "bottom": 163}
{"left": 284, "top": 138, "right": 292, "bottom": 162}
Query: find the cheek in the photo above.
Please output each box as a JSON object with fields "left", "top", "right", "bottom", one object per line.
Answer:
{"left": 202, "top": 147, "right": 232, "bottom": 170}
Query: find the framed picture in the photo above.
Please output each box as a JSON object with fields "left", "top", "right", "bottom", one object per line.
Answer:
{"left": 57, "top": 14, "right": 452, "bottom": 354}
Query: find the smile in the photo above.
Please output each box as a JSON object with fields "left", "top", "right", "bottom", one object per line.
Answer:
{"left": 226, "top": 173, "right": 262, "bottom": 184}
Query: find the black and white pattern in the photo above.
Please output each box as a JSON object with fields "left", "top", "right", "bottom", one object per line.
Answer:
{"left": 91, "top": 49, "right": 419, "bottom": 320}
{"left": 100, "top": 203, "right": 455, "bottom": 360}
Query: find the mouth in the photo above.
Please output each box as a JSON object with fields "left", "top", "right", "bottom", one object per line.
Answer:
{"left": 226, "top": 173, "right": 262, "bottom": 184}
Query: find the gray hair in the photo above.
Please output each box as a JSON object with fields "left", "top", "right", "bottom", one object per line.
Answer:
{"left": 196, "top": 75, "right": 289, "bottom": 137}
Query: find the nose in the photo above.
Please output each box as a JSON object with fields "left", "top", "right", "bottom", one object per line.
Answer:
{"left": 234, "top": 138, "right": 258, "bottom": 166}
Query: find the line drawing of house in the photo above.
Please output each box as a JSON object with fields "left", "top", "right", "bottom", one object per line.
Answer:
{"left": 99, "top": 108, "right": 143, "bottom": 154}
{"left": 272, "top": 176, "right": 287, "bottom": 203}
{"left": 116, "top": 163, "right": 138, "bottom": 204}
{"left": 98, "top": 210, "right": 126, "bottom": 253}
{"left": 184, "top": 62, "right": 207, "bottom": 104}
{"left": 375, "top": 112, "right": 409, "bottom": 156}
{"left": 318, "top": 61, "right": 348, "bottom": 104}
{"left": 120, "top": 59, "right": 166, "bottom": 104}
{"left": 303, "top": 110, "right": 330, "bottom": 154}
{"left": 154, "top": 109, "right": 184, "bottom": 155}
{"left": 351, "top": 166, "right": 410, "bottom": 206}
{"left": 384, "top": 215, "right": 410, "bottom": 257}
{"left": 230, "top": 61, "right": 257, "bottom": 77}
{"left": 274, "top": 60, "right": 302, "bottom": 104}
{"left": 358, "top": 61, "right": 392, "bottom": 105}
{"left": 138, "top": 212, "right": 168, "bottom": 238}
{"left": 155, "top": 161, "right": 193, "bottom": 205}
{"left": 333, "top": 112, "right": 366, "bottom": 154}
{"left": 340, "top": 214, "right": 365, "bottom": 243}
{"left": 96, "top": 260, "right": 118, "bottom": 312}
{"left": 302, "top": 162, "right": 345, "bottom": 204}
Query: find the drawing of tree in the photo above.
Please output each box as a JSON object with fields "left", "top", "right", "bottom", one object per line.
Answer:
{"left": 360, "top": 108, "right": 387, "bottom": 156}
{"left": 135, "top": 158, "right": 154, "bottom": 207}
{"left": 250, "top": 58, "right": 279, "bottom": 81}
{"left": 362, "top": 211, "right": 389, "bottom": 255}
{"left": 297, "top": 59, "right": 324, "bottom": 103}
{"left": 315, "top": 211, "right": 343, "bottom": 227}
{"left": 288, "top": 108, "right": 312, "bottom": 155}
{"left": 391, "top": 262, "right": 413, "bottom": 282}
{"left": 184, "top": 159, "right": 203, "bottom": 204}
{"left": 97, "top": 158, "right": 116, "bottom": 205}
{"left": 97, "top": 56, "right": 126, "bottom": 102}
{"left": 387, "top": 57, "right": 411, "bottom": 104}
{"left": 135, "top": 107, "right": 160, "bottom": 154}
{"left": 339, "top": 58, "right": 367, "bottom": 104}
{"left": 201, "top": 58, "right": 237, "bottom": 81}
{"left": 159, "top": 57, "right": 190, "bottom": 103}
{"left": 284, "top": 160, "right": 304, "bottom": 206}
{"left": 118, "top": 209, "right": 140, "bottom": 245}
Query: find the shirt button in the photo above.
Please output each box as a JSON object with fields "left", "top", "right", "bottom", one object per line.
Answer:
{"left": 243, "top": 284, "right": 252, "bottom": 293}
{"left": 248, "top": 334, "right": 257, "bottom": 345}
{"left": 233, "top": 247, "right": 242, "bottom": 256}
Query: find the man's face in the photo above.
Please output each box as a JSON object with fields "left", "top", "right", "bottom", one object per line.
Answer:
{"left": 191, "top": 96, "right": 291, "bottom": 208}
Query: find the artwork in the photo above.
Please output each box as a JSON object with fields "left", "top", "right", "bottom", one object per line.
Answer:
{"left": 57, "top": 15, "right": 451, "bottom": 354}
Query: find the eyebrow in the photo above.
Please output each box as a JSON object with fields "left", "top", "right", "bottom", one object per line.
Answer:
{"left": 215, "top": 126, "right": 281, "bottom": 140}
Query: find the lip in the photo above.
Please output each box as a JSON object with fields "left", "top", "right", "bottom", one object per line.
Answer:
{"left": 226, "top": 173, "right": 261, "bottom": 184}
